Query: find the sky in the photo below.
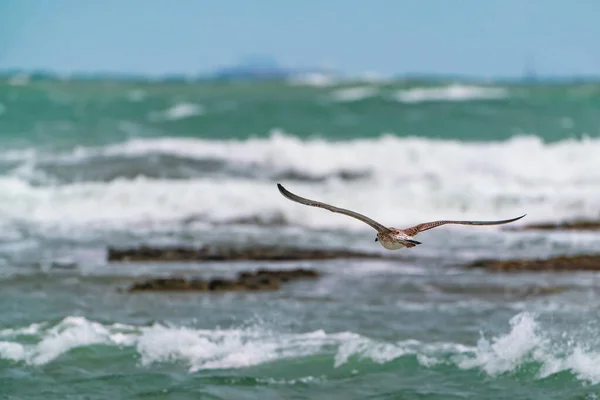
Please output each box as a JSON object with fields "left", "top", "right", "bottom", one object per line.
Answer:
{"left": 0, "top": 0, "right": 599, "bottom": 78}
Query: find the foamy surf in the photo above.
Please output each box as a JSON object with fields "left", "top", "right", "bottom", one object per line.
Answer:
{"left": 2, "top": 313, "right": 600, "bottom": 383}
{"left": 393, "top": 84, "right": 509, "bottom": 103}
{"left": 287, "top": 73, "right": 336, "bottom": 87}
{"left": 147, "top": 102, "right": 205, "bottom": 121}
{"left": 0, "top": 132, "right": 599, "bottom": 234}
{"left": 5, "top": 131, "right": 599, "bottom": 187}
{"left": 454, "top": 312, "right": 600, "bottom": 384}
{"left": 0, "top": 316, "right": 365, "bottom": 370}
{"left": 329, "top": 86, "right": 379, "bottom": 102}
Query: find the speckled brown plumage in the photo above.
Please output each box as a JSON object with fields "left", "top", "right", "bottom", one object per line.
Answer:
{"left": 277, "top": 183, "right": 526, "bottom": 251}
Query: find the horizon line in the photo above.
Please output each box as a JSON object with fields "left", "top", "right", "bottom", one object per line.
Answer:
{"left": 2, "top": 68, "right": 600, "bottom": 84}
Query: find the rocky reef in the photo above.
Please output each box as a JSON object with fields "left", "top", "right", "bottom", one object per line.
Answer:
{"left": 128, "top": 268, "right": 320, "bottom": 293}
{"left": 464, "top": 254, "right": 600, "bottom": 272}
{"left": 507, "top": 218, "right": 600, "bottom": 231}
{"left": 108, "top": 245, "right": 386, "bottom": 262}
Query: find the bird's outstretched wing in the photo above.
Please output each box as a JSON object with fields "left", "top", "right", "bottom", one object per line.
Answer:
{"left": 402, "top": 214, "right": 526, "bottom": 237}
{"left": 277, "top": 183, "right": 389, "bottom": 233}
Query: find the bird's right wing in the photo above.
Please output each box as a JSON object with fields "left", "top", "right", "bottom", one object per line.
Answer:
{"left": 402, "top": 214, "right": 527, "bottom": 237}
{"left": 277, "top": 183, "right": 389, "bottom": 233}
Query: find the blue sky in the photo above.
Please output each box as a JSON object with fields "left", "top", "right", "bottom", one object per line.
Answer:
{"left": 1, "top": 0, "right": 599, "bottom": 77}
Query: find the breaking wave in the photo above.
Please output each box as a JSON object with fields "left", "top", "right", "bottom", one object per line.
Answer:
{"left": 393, "top": 84, "right": 509, "bottom": 103}
{"left": 0, "top": 131, "right": 598, "bottom": 234}
{"left": 147, "top": 102, "right": 205, "bottom": 121}
{"left": 2, "top": 313, "right": 600, "bottom": 383}
{"left": 329, "top": 86, "right": 379, "bottom": 102}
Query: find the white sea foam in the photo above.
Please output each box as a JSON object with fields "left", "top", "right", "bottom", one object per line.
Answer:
{"left": 3, "top": 314, "right": 600, "bottom": 382}
{"left": 0, "top": 132, "right": 598, "bottom": 234}
{"left": 0, "top": 316, "right": 360, "bottom": 370}
{"left": 148, "top": 102, "right": 205, "bottom": 121}
{"left": 455, "top": 312, "right": 544, "bottom": 375}
{"left": 0, "top": 341, "right": 26, "bottom": 361}
{"left": 453, "top": 312, "right": 600, "bottom": 384}
{"left": 394, "top": 84, "right": 508, "bottom": 103}
{"left": 137, "top": 326, "right": 358, "bottom": 371}
{"left": 329, "top": 86, "right": 379, "bottom": 102}
{"left": 288, "top": 73, "right": 336, "bottom": 87}
{"left": 0, "top": 316, "right": 480, "bottom": 372}
{"left": 0, "top": 317, "right": 136, "bottom": 366}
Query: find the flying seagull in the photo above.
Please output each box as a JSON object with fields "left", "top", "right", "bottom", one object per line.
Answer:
{"left": 277, "top": 183, "right": 526, "bottom": 250}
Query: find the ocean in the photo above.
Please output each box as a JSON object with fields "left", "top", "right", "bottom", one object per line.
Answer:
{"left": 1, "top": 75, "right": 600, "bottom": 399}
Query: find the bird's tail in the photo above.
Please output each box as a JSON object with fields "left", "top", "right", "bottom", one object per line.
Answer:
{"left": 403, "top": 239, "right": 422, "bottom": 248}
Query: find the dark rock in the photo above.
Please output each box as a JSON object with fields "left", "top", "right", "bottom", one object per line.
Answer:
{"left": 129, "top": 276, "right": 190, "bottom": 292}
{"left": 507, "top": 219, "right": 600, "bottom": 231}
{"left": 254, "top": 268, "right": 320, "bottom": 282}
{"left": 49, "top": 259, "right": 78, "bottom": 270}
{"left": 208, "top": 278, "right": 246, "bottom": 291}
{"left": 189, "top": 279, "right": 209, "bottom": 290}
{"left": 127, "top": 267, "right": 319, "bottom": 293}
{"left": 218, "top": 213, "right": 287, "bottom": 227}
{"left": 463, "top": 254, "right": 600, "bottom": 272}
{"left": 429, "top": 282, "right": 570, "bottom": 298}
{"left": 108, "top": 245, "right": 385, "bottom": 263}
{"left": 274, "top": 169, "right": 371, "bottom": 183}
{"left": 235, "top": 275, "right": 281, "bottom": 291}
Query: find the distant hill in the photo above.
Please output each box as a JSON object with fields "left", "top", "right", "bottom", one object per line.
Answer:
{"left": 211, "top": 56, "right": 332, "bottom": 81}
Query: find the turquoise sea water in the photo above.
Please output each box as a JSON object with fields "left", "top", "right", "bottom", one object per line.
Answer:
{"left": 1, "top": 76, "right": 600, "bottom": 399}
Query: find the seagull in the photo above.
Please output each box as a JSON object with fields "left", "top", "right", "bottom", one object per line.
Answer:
{"left": 277, "top": 183, "right": 526, "bottom": 250}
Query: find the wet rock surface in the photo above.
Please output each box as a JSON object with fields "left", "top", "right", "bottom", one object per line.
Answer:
{"left": 429, "top": 282, "right": 570, "bottom": 298}
{"left": 128, "top": 268, "right": 320, "bottom": 293}
{"left": 463, "top": 254, "right": 600, "bottom": 272}
{"left": 108, "top": 245, "right": 386, "bottom": 262}
{"left": 508, "top": 218, "right": 600, "bottom": 231}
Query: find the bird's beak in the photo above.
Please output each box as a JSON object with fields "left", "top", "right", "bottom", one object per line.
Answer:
{"left": 374, "top": 237, "right": 378, "bottom": 242}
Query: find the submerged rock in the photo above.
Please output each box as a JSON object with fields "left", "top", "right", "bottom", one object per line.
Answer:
{"left": 128, "top": 267, "right": 320, "bottom": 293}
{"left": 429, "top": 282, "right": 570, "bottom": 298}
{"left": 239, "top": 268, "right": 319, "bottom": 282}
{"left": 108, "top": 245, "right": 385, "bottom": 262}
{"left": 218, "top": 213, "right": 287, "bottom": 227}
{"left": 463, "top": 254, "right": 600, "bottom": 272}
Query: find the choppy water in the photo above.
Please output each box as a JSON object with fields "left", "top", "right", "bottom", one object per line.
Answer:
{"left": 1, "top": 76, "right": 600, "bottom": 399}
